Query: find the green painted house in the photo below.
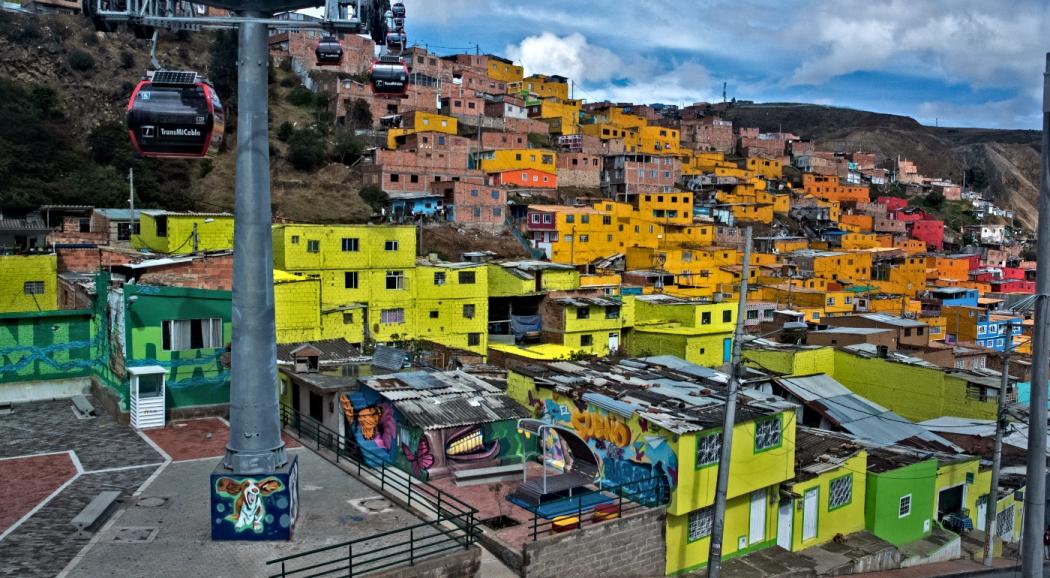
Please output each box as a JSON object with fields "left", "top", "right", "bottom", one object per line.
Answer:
{"left": 864, "top": 448, "right": 938, "bottom": 546}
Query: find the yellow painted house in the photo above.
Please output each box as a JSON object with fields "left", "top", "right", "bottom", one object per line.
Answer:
{"left": 413, "top": 263, "right": 489, "bottom": 354}
{"left": 132, "top": 211, "right": 234, "bottom": 254}
{"left": 485, "top": 56, "right": 523, "bottom": 83}
{"left": 504, "top": 358, "right": 797, "bottom": 575}
{"left": 625, "top": 295, "right": 738, "bottom": 367}
{"left": 0, "top": 254, "right": 58, "bottom": 313}
{"left": 474, "top": 148, "right": 557, "bottom": 175}
{"left": 386, "top": 111, "right": 458, "bottom": 149}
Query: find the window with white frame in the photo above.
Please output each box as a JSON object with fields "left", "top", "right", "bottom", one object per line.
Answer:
{"left": 386, "top": 271, "right": 405, "bottom": 290}
{"left": 23, "top": 281, "right": 45, "bottom": 295}
{"left": 688, "top": 507, "right": 714, "bottom": 541}
{"left": 829, "top": 475, "right": 852, "bottom": 510}
{"left": 898, "top": 494, "right": 912, "bottom": 518}
{"left": 695, "top": 432, "right": 721, "bottom": 467}
{"left": 380, "top": 308, "right": 405, "bottom": 324}
{"left": 162, "top": 318, "right": 223, "bottom": 351}
{"left": 384, "top": 240, "right": 399, "bottom": 251}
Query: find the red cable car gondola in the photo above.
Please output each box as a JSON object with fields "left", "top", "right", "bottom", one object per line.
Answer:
{"left": 385, "top": 31, "right": 406, "bottom": 53}
{"left": 126, "top": 70, "right": 225, "bottom": 159}
{"left": 369, "top": 56, "right": 409, "bottom": 98}
{"left": 315, "top": 36, "right": 343, "bottom": 66}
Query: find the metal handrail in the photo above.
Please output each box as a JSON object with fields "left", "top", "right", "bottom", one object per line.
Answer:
{"left": 269, "top": 404, "right": 481, "bottom": 577}
{"left": 279, "top": 404, "right": 478, "bottom": 518}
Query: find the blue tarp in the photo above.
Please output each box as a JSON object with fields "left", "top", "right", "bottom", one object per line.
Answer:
{"left": 510, "top": 314, "right": 541, "bottom": 339}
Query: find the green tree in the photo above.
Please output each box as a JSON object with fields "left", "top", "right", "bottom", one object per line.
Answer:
{"left": 276, "top": 121, "right": 294, "bottom": 142}
{"left": 965, "top": 165, "right": 989, "bottom": 191}
{"left": 349, "top": 98, "right": 373, "bottom": 129}
{"left": 287, "top": 127, "right": 327, "bottom": 171}
{"left": 922, "top": 190, "right": 945, "bottom": 210}
{"left": 210, "top": 30, "right": 239, "bottom": 109}
{"left": 358, "top": 185, "right": 388, "bottom": 212}
{"left": 67, "top": 49, "right": 95, "bottom": 72}
{"left": 331, "top": 129, "right": 365, "bottom": 165}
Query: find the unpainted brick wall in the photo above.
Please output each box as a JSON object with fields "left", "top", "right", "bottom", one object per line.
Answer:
{"left": 521, "top": 507, "right": 666, "bottom": 578}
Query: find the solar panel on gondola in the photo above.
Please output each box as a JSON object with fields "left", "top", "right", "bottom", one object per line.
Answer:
{"left": 126, "top": 70, "right": 225, "bottom": 159}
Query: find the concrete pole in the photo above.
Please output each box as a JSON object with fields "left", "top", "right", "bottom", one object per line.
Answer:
{"left": 707, "top": 226, "right": 752, "bottom": 578}
{"left": 1021, "top": 53, "right": 1050, "bottom": 576}
{"left": 983, "top": 321, "right": 1011, "bottom": 566}
{"left": 223, "top": 15, "right": 287, "bottom": 475}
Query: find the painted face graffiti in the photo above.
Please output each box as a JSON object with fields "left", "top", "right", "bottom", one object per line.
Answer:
{"left": 215, "top": 477, "right": 284, "bottom": 533}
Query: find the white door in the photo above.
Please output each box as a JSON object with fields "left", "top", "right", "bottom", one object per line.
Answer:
{"left": 803, "top": 488, "right": 819, "bottom": 541}
{"left": 777, "top": 500, "right": 793, "bottom": 550}
{"left": 608, "top": 332, "right": 619, "bottom": 353}
{"left": 975, "top": 496, "right": 987, "bottom": 533}
{"left": 749, "top": 489, "right": 766, "bottom": 544}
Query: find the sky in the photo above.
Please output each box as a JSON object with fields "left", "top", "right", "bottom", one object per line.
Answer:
{"left": 397, "top": 0, "right": 1050, "bottom": 129}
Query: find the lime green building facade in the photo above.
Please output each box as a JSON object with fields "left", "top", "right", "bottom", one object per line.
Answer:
{"left": 133, "top": 211, "right": 235, "bottom": 254}
{"left": 0, "top": 254, "right": 58, "bottom": 313}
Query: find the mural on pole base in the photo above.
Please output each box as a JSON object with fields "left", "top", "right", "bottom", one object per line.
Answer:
{"left": 210, "top": 454, "right": 299, "bottom": 540}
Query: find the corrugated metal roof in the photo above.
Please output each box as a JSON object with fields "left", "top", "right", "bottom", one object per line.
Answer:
{"left": 553, "top": 296, "right": 620, "bottom": 307}
{"left": 393, "top": 394, "right": 529, "bottom": 430}
{"left": 810, "top": 327, "right": 891, "bottom": 335}
{"left": 777, "top": 374, "right": 959, "bottom": 451}
{"left": 0, "top": 214, "right": 49, "bottom": 231}
{"left": 94, "top": 208, "right": 142, "bottom": 219}
{"left": 856, "top": 313, "right": 927, "bottom": 328}
{"left": 275, "top": 339, "right": 363, "bottom": 365}
{"left": 372, "top": 345, "right": 407, "bottom": 370}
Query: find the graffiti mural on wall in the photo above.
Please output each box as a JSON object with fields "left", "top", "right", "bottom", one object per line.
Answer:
{"left": 394, "top": 420, "right": 528, "bottom": 481}
{"left": 340, "top": 392, "right": 398, "bottom": 467}
{"left": 541, "top": 396, "right": 677, "bottom": 504}
{"left": 210, "top": 455, "right": 299, "bottom": 541}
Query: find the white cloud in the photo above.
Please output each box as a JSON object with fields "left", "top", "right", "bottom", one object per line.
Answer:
{"left": 505, "top": 32, "right": 625, "bottom": 84}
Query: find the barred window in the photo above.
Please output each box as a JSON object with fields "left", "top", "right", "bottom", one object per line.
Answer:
{"left": 688, "top": 507, "right": 713, "bottom": 541}
{"left": 695, "top": 432, "right": 721, "bottom": 468}
{"left": 898, "top": 494, "right": 912, "bottom": 518}
{"left": 755, "top": 417, "right": 782, "bottom": 452}
{"left": 23, "top": 281, "right": 45, "bottom": 295}
{"left": 829, "top": 475, "right": 852, "bottom": 510}
{"left": 996, "top": 505, "right": 1014, "bottom": 536}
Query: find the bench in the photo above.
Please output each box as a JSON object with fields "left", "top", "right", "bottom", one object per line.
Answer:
{"left": 71, "top": 491, "right": 122, "bottom": 537}
{"left": 71, "top": 394, "right": 96, "bottom": 419}
{"left": 452, "top": 464, "right": 522, "bottom": 486}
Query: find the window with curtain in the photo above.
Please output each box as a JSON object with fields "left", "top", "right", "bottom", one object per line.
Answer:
{"left": 162, "top": 318, "right": 223, "bottom": 351}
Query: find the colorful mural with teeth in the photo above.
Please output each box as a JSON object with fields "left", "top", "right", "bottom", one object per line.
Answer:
{"left": 342, "top": 374, "right": 532, "bottom": 481}
{"left": 539, "top": 394, "right": 677, "bottom": 506}
{"left": 210, "top": 454, "right": 299, "bottom": 541}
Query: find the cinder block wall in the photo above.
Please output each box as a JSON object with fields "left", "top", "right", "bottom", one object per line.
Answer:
{"left": 521, "top": 507, "right": 666, "bottom": 578}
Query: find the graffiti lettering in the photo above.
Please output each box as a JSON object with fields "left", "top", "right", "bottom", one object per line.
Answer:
{"left": 571, "top": 409, "right": 632, "bottom": 448}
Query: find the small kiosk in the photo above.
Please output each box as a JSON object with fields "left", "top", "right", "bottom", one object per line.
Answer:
{"left": 128, "top": 365, "right": 167, "bottom": 429}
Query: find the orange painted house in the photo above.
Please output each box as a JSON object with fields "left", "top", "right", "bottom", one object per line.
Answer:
{"left": 491, "top": 168, "right": 558, "bottom": 189}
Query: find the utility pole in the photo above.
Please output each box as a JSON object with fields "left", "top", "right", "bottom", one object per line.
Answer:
{"left": 1021, "top": 52, "right": 1050, "bottom": 577}
{"left": 984, "top": 320, "right": 1012, "bottom": 566}
{"left": 128, "top": 167, "right": 135, "bottom": 245}
{"left": 223, "top": 14, "right": 287, "bottom": 475}
{"left": 192, "top": 222, "right": 199, "bottom": 254}
{"left": 707, "top": 226, "right": 752, "bottom": 578}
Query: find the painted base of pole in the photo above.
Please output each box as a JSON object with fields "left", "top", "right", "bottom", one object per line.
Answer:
{"left": 211, "top": 454, "right": 299, "bottom": 541}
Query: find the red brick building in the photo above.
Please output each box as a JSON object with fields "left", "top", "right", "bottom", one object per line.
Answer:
{"left": 556, "top": 152, "right": 602, "bottom": 188}
{"left": 269, "top": 31, "right": 375, "bottom": 77}
{"left": 481, "top": 132, "right": 529, "bottom": 149}
{"left": 432, "top": 181, "right": 508, "bottom": 224}
{"left": 602, "top": 154, "right": 680, "bottom": 198}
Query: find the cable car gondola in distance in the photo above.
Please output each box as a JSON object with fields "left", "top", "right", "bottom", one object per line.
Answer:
{"left": 126, "top": 70, "right": 225, "bottom": 159}
{"left": 369, "top": 57, "right": 409, "bottom": 98}
{"left": 315, "top": 36, "right": 344, "bottom": 65}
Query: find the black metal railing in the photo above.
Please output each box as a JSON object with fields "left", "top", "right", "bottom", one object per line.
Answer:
{"left": 268, "top": 404, "right": 479, "bottom": 577}
{"left": 525, "top": 474, "right": 669, "bottom": 541}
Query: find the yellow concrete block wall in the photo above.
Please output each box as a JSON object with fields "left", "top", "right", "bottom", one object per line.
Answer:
{"left": 414, "top": 297, "right": 488, "bottom": 353}
{"left": 478, "top": 149, "right": 557, "bottom": 175}
{"left": 789, "top": 452, "right": 868, "bottom": 551}
{"left": 635, "top": 300, "right": 737, "bottom": 333}
{"left": 0, "top": 254, "right": 58, "bottom": 313}
{"left": 367, "top": 300, "right": 418, "bottom": 342}
{"left": 320, "top": 309, "right": 365, "bottom": 344}
{"left": 273, "top": 225, "right": 417, "bottom": 271}
{"left": 134, "top": 214, "right": 234, "bottom": 254}
{"left": 666, "top": 484, "right": 781, "bottom": 574}
{"left": 273, "top": 271, "right": 321, "bottom": 344}
{"left": 487, "top": 60, "right": 524, "bottom": 83}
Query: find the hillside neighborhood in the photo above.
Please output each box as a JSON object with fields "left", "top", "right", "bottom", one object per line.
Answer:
{"left": 1, "top": 4, "right": 1049, "bottom": 578}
